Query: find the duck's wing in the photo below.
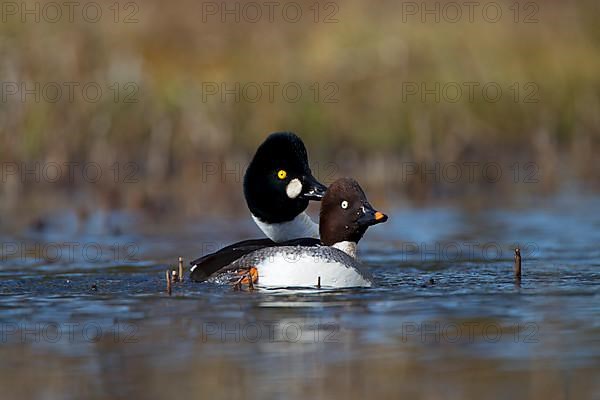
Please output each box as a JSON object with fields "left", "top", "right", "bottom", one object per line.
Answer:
{"left": 190, "top": 239, "right": 275, "bottom": 282}
{"left": 189, "top": 237, "right": 320, "bottom": 282}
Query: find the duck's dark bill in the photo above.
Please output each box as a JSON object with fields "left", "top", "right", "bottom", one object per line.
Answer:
{"left": 299, "top": 174, "right": 327, "bottom": 200}
{"left": 357, "top": 205, "right": 388, "bottom": 227}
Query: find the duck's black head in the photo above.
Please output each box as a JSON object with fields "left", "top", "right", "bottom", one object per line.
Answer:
{"left": 243, "top": 132, "right": 327, "bottom": 223}
{"left": 319, "top": 178, "right": 388, "bottom": 246}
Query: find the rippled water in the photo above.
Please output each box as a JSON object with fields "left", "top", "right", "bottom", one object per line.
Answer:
{"left": 1, "top": 194, "right": 599, "bottom": 399}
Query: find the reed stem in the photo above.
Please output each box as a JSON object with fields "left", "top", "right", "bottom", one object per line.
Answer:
{"left": 514, "top": 248, "right": 522, "bottom": 280}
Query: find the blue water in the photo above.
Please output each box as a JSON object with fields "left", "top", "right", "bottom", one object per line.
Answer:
{"left": 0, "top": 195, "right": 599, "bottom": 399}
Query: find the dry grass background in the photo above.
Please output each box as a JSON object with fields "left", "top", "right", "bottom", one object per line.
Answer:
{"left": 1, "top": 0, "right": 599, "bottom": 218}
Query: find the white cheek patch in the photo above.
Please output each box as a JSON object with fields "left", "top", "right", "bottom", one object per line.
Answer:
{"left": 286, "top": 178, "right": 303, "bottom": 199}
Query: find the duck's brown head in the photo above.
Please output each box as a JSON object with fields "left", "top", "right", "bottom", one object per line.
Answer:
{"left": 319, "top": 178, "right": 388, "bottom": 246}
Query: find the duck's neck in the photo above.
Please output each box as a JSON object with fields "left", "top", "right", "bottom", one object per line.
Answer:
{"left": 252, "top": 212, "right": 319, "bottom": 242}
{"left": 332, "top": 241, "right": 358, "bottom": 258}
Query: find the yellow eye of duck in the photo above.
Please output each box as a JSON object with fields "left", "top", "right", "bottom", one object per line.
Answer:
{"left": 277, "top": 170, "right": 287, "bottom": 180}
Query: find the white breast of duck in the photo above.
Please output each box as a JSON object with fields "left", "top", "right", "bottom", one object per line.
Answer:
{"left": 252, "top": 212, "right": 319, "bottom": 242}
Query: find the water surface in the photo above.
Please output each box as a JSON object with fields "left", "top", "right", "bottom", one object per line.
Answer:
{"left": 1, "top": 195, "right": 599, "bottom": 399}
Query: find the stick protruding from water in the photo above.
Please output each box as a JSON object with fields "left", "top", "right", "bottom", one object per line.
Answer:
{"left": 514, "top": 248, "right": 522, "bottom": 279}
{"left": 178, "top": 256, "right": 184, "bottom": 282}
{"left": 166, "top": 270, "right": 172, "bottom": 295}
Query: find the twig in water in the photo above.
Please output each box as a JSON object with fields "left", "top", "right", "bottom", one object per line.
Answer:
{"left": 514, "top": 248, "right": 522, "bottom": 280}
{"left": 178, "top": 257, "right": 184, "bottom": 282}
{"left": 166, "top": 270, "right": 172, "bottom": 295}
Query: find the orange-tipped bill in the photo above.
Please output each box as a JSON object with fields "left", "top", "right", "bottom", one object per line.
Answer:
{"left": 357, "top": 203, "right": 389, "bottom": 227}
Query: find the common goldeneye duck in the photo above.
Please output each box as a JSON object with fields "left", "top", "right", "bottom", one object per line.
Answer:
{"left": 189, "top": 132, "right": 326, "bottom": 282}
{"left": 244, "top": 132, "right": 327, "bottom": 242}
{"left": 211, "top": 178, "right": 388, "bottom": 288}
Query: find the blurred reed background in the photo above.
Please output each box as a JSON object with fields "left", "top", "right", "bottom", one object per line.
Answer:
{"left": 1, "top": 0, "right": 599, "bottom": 221}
